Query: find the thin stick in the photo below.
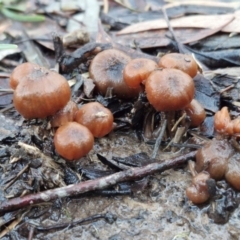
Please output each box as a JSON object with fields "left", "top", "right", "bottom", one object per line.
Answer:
{"left": 151, "top": 119, "right": 167, "bottom": 159}
{"left": 0, "top": 150, "right": 196, "bottom": 215}
{"left": 171, "top": 112, "right": 186, "bottom": 132}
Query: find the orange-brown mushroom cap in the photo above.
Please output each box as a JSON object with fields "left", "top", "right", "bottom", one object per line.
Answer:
{"left": 12, "top": 63, "right": 71, "bottom": 119}
{"left": 158, "top": 53, "right": 198, "bottom": 78}
{"left": 9, "top": 62, "right": 38, "bottom": 90}
{"left": 214, "top": 107, "right": 233, "bottom": 135}
{"left": 54, "top": 122, "right": 94, "bottom": 161}
{"left": 89, "top": 49, "right": 140, "bottom": 98}
{"left": 145, "top": 68, "right": 195, "bottom": 112}
{"left": 75, "top": 102, "right": 113, "bottom": 138}
{"left": 225, "top": 153, "right": 240, "bottom": 190}
{"left": 123, "top": 58, "right": 158, "bottom": 88}
{"left": 185, "top": 99, "right": 206, "bottom": 127}
{"left": 50, "top": 100, "right": 78, "bottom": 127}
{"left": 186, "top": 172, "right": 210, "bottom": 204}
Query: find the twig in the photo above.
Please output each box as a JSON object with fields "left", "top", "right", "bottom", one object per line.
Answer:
{"left": 171, "top": 112, "right": 186, "bottom": 132}
{"left": 103, "top": 0, "right": 109, "bottom": 14}
{"left": 28, "top": 225, "right": 35, "bottom": 240}
{"left": 152, "top": 119, "right": 167, "bottom": 159}
{"left": 220, "top": 84, "right": 234, "bottom": 94}
{"left": 33, "top": 213, "right": 116, "bottom": 231}
{"left": 0, "top": 104, "right": 14, "bottom": 113}
{"left": 0, "top": 150, "right": 197, "bottom": 215}
{"left": 4, "top": 163, "right": 30, "bottom": 190}
{"left": 0, "top": 88, "right": 14, "bottom": 93}
{"left": 161, "top": 6, "right": 181, "bottom": 52}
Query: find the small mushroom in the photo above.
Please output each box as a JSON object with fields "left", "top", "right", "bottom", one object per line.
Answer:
{"left": 158, "top": 53, "right": 198, "bottom": 78}
{"left": 75, "top": 102, "right": 113, "bottom": 138}
{"left": 184, "top": 99, "right": 206, "bottom": 127}
{"left": 10, "top": 62, "right": 38, "bottom": 89}
{"left": 195, "top": 138, "right": 234, "bottom": 180}
{"left": 231, "top": 117, "right": 240, "bottom": 136}
{"left": 123, "top": 58, "right": 158, "bottom": 88}
{"left": 10, "top": 63, "right": 71, "bottom": 119}
{"left": 214, "top": 107, "right": 233, "bottom": 135}
{"left": 54, "top": 122, "right": 94, "bottom": 161}
{"left": 225, "top": 153, "right": 240, "bottom": 190}
{"left": 186, "top": 172, "right": 211, "bottom": 204}
{"left": 50, "top": 100, "right": 78, "bottom": 127}
{"left": 145, "top": 68, "right": 195, "bottom": 112}
{"left": 89, "top": 49, "right": 140, "bottom": 98}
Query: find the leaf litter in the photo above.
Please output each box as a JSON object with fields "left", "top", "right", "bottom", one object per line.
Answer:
{"left": 1, "top": 0, "right": 240, "bottom": 239}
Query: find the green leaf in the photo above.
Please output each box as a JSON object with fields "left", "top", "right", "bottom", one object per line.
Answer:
{"left": 0, "top": 44, "right": 18, "bottom": 50}
{"left": 1, "top": 7, "right": 45, "bottom": 22}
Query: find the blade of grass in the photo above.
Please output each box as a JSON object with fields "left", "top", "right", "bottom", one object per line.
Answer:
{"left": 1, "top": 7, "right": 45, "bottom": 22}
{"left": 0, "top": 44, "right": 18, "bottom": 50}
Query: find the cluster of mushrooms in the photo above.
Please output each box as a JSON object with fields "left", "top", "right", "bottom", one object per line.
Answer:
{"left": 9, "top": 62, "right": 114, "bottom": 161}
{"left": 9, "top": 48, "right": 240, "bottom": 205}
{"left": 186, "top": 106, "right": 240, "bottom": 204}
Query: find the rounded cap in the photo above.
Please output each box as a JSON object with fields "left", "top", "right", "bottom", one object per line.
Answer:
{"left": 75, "top": 102, "right": 113, "bottom": 138}
{"left": 145, "top": 68, "right": 195, "bottom": 112}
{"left": 123, "top": 58, "right": 157, "bottom": 88}
{"left": 214, "top": 107, "right": 233, "bottom": 135}
{"left": 232, "top": 117, "right": 240, "bottom": 135}
{"left": 89, "top": 49, "right": 140, "bottom": 98}
{"left": 50, "top": 100, "right": 78, "bottom": 127}
{"left": 195, "top": 138, "right": 234, "bottom": 180}
{"left": 12, "top": 63, "right": 71, "bottom": 119}
{"left": 158, "top": 53, "right": 198, "bottom": 78}
{"left": 185, "top": 99, "right": 206, "bottom": 127}
{"left": 225, "top": 153, "right": 240, "bottom": 190}
{"left": 54, "top": 122, "right": 94, "bottom": 161}
{"left": 10, "top": 62, "right": 39, "bottom": 90}
{"left": 186, "top": 172, "right": 210, "bottom": 204}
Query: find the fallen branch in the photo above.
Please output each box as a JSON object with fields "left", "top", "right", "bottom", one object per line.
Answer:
{"left": 0, "top": 150, "right": 197, "bottom": 215}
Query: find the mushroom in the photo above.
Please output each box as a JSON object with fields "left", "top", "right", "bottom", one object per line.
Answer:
{"left": 89, "top": 49, "right": 140, "bottom": 98}
{"left": 75, "top": 102, "right": 113, "bottom": 138}
{"left": 54, "top": 122, "right": 94, "bottom": 161}
{"left": 10, "top": 63, "right": 71, "bottom": 119}
{"left": 145, "top": 68, "right": 195, "bottom": 112}
{"left": 186, "top": 171, "right": 211, "bottom": 204}
{"left": 232, "top": 117, "right": 240, "bottom": 135}
{"left": 225, "top": 153, "right": 240, "bottom": 190}
{"left": 10, "top": 62, "right": 37, "bottom": 89}
{"left": 50, "top": 100, "right": 78, "bottom": 127}
{"left": 158, "top": 53, "right": 198, "bottom": 78}
{"left": 123, "top": 58, "right": 158, "bottom": 88}
{"left": 195, "top": 138, "right": 234, "bottom": 180}
{"left": 214, "top": 107, "right": 233, "bottom": 135}
{"left": 184, "top": 99, "right": 206, "bottom": 127}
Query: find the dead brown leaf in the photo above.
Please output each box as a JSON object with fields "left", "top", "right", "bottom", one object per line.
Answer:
{"left": 117, "top": 13, "right": 235, "bottom": 35}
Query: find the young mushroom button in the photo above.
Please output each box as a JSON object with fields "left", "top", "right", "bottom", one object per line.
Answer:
{"left": 89, "top": 49, "right": 140, "bottom": 98}
{"left": 184, "top": 99, "right": 206, "bottom": 127}
{"left": 10, "top": 62, "right": 38, "bottom": 89}
{"left": 54, "top": 122, "right": 94, "bottom": 161}
{"left": 123, "top": 58, "right": 158, "bottom": 88}
{"left": 158, "top": 53, "right": 198, "bottom": 78}
{"left": 214, "top": 107, "right": 235, "bottom": 135}
{"left": 75, "top": 102, "right": 113, "bottom": 138}
{"left": 10, "top": 63, "right": 71, "bottom": 119}
{"left": 145, "top": 68, "right": 195, "bottom": 112}
{"left": 186, "top": 172, "right": 211, "bottom": 204}
{"left": 50, "top": 100, "right": 78, "bottom": 127}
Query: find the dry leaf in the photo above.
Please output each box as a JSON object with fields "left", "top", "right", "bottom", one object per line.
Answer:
{"left": 117, "top": 13, "right": 235, "bottom": 35}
